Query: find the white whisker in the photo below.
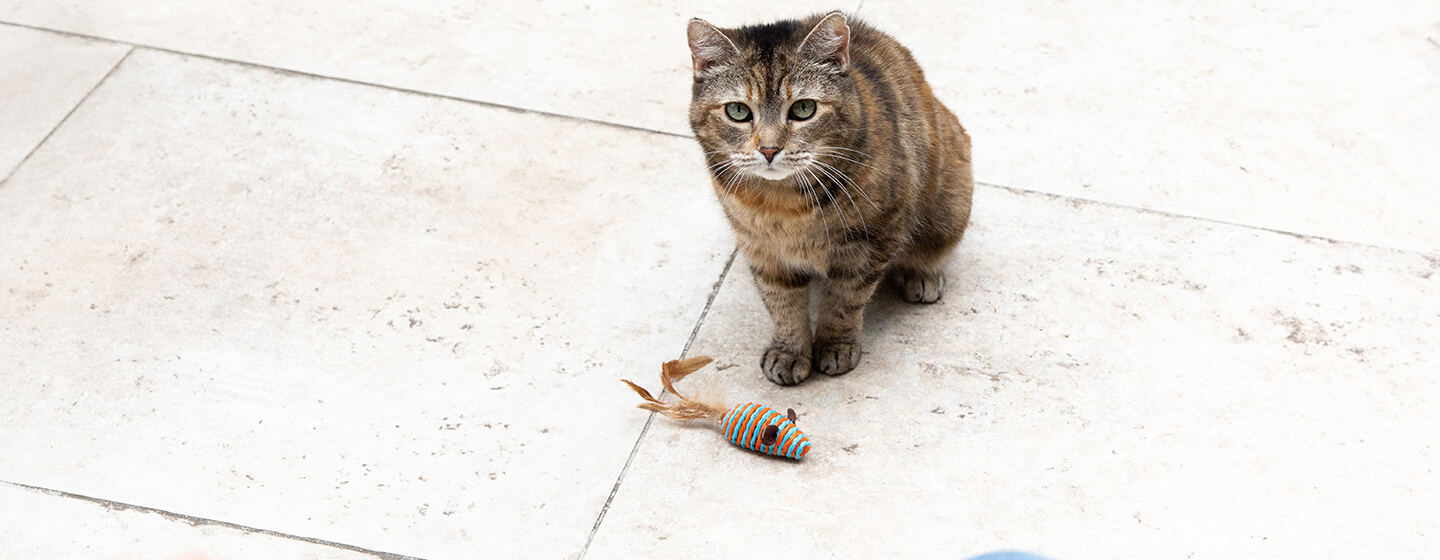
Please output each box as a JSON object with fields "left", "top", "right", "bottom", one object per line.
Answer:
{"left": 811, "top": 168, "right": 850, "bottom": 236}
{"left": 812, "top": 164, "right": 866, "bottom": 234}
{"left": 814, "top": 149, "right": 880, "bottom": 171}
{"left": 798, "top": 174, "right": 831, "bottom": 247}
{"left": 814, "top": 160, "right": 879, "bottom": 211}
{"left": 816, "top": 146, "right": 873, "bottom": 158}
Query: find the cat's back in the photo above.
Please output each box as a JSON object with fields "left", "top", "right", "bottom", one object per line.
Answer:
{"left": 842, "top": 18, "right": 969, "bottom": 198}
{"left": 842, "top": 18, "right": 965, "bottom": 155}
{"left": 845, "top": 20, "right": 943, "bottom": 112}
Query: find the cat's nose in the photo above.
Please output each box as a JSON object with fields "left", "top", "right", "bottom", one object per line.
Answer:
{"left": 758, "top": 146, "right": 781, "bottom": 163}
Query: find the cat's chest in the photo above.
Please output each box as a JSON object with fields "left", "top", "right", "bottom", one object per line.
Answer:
{"left": 730, "top": 204, "right": 831, "bottom": 272}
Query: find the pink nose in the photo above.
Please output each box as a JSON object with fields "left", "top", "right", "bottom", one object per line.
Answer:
{"left": 758, "top": 146, "right": 781, "bottom": 162}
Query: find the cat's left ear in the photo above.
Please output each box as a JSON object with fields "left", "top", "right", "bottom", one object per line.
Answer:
{"left": 800, "top": 11, "right": 851, "bottom": 72}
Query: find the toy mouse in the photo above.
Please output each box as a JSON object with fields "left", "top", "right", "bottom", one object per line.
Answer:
{"left": 622, "top": 356, "right": 811, "bottom": 460}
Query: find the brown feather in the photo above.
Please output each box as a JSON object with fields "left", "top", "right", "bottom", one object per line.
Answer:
{"left": 620, "top": 356, "right": 729, "bottom": 422}
{"left": 668, "top": 356, "right": 714, "bottom": 380}
{"left": 620, "top": 379, "right": 661, "bottom": 404}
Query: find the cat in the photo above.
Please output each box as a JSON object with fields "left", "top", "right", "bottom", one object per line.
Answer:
{"left": 687, "top": 11, "right": 974, "bottom": 385}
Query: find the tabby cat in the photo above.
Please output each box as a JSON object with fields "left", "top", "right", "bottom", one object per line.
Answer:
{"left": 688, "top": 11, "right": 973, "bottom": 385}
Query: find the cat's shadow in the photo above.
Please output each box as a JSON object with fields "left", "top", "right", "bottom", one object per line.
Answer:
{"left": 860, "top": 281, "right": 914, "bottom": 335}
{"left": 791, "top": 277, "right": 942, "bottom": 388}
{"left": 806, "top": 278, "right": 922, "bottom": 338}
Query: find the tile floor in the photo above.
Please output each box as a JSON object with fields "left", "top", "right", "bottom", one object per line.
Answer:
{"left": 1, "top": 2, "right": 1437, "bottom": 559}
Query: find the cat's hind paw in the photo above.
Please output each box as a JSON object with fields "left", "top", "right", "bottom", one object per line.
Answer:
{"left": 892, "top": 269, "right": 945, "bottom": 303}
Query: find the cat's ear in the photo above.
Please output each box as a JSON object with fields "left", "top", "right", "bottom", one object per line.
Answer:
{"left": 687, "top": 18, "right": 740, "bottom": 78}
{"left": 800, "top": 11, "right": 851, "bottom": 72}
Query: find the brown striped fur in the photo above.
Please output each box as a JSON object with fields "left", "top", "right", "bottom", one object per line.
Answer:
{"left": 688, "top": 12, "right": 973, "bottom": 385}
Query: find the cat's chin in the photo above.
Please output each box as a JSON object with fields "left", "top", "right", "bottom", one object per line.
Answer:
{"left": 749, "top": 167, "right": 798, "bottom": 182}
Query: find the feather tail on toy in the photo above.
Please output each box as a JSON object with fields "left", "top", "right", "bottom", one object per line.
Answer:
{"left": 620, "top": 356, "right": 728, "bottom": 421}
{"left": 621, "top": 356, "right": 812, "bottom": 459}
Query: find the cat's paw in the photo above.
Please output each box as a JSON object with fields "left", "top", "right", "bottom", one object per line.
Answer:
{"left": 814, "top": 340, "right": 862, "bottom": 376}
{"left": 761, "top": 344, "right": 811, "bottom": 386}
{"left": 893, "top": 269, "right": 945, "bottom": 303}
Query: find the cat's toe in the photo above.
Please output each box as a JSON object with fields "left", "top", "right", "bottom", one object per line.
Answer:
{"left": 902, "top": 271, "right": 945, "bottom": 303}
{"left": 761, "top": 344, "right": 811, "bottom": 386}
{"left": 814, "top": 341, "right": 862, "bottom": 376}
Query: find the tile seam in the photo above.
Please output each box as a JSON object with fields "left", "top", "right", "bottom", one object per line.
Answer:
{"left": 0, "top": 23, "right": 1430, "bottom": 257}
{"left": 0, "top": 480, "right": 427, "bottom": 560}
{"left": 0, "top": 45, "right": 132, "bottom": 187}
{"left": 0, "top": 20, "right": 690, "bottom": 141}
{"left": 978, "top": 181, "right": 1440, "bottom": 259}
{"left": 576, "top": 247, "right": 739, "bottom": 559}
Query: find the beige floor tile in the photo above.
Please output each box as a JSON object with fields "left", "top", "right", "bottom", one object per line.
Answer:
{"left": 860, "top": 0, "right": 1440, "bottom": 252}
{"left": 0, "top": 24, "right": 128, "bottom": 179}
{"left": 585, "top": 185, "right": 1440, "bottom": 559}
{"left": 0, "top": 49, "right": 733, "bottom": 559}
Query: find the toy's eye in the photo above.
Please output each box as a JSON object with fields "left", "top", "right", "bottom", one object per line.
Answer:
{"left": 788, "top": 99, "right": 817, "bottom": 120}
{"left": 760, "top": 424, "right": 779, "bottom": 446}
{"left": 725, "top": 102, "right": 752, "bottom": 122}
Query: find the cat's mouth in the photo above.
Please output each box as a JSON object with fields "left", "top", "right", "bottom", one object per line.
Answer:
{"left": 739, "top": 152, "right": 804, "bottom": 182}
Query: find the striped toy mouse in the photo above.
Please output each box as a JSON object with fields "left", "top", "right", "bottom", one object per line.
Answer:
{"left": 622, "top": 356, "right": 812, "bottom": 460}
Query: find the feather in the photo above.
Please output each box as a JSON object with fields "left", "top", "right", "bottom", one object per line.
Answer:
{"left": 621, "top": 356, "right": 729, "bottom": 421}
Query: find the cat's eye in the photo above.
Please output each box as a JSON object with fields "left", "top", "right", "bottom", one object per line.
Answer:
{"left": 788, "top": 99, "right": 817, "bottom": 121}
{"left": 724, "top": 102, "right": 752, "bottom": 122}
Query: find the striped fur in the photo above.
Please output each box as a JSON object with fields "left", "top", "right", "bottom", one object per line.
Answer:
{"left": 721, "top": 403, "right": 812, "bottom": 460}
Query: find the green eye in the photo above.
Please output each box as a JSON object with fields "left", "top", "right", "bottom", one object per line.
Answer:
{"left": 788, "top": 99, "right": 817, "bottom": 120}
{"left": 724, "top": 102, "right": 752, "bottom": 122}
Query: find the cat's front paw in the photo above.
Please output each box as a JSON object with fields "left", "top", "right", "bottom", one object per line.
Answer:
{"left": 761, "top": 344, "right": 811, "bottom": 386}
{"left": 814, "top": 340, "right": 862, "bottom": 376}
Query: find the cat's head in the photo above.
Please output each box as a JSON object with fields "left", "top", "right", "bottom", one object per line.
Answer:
{"left": 687, "top": 12, "right": 858, "bottom": 185}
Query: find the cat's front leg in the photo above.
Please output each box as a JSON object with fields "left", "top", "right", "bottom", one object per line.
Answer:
{"left": 750, "top": 263, "right": 813, "bottom": 385}
{"left": 814, "top": 269, "right": 882, "bottom": 376}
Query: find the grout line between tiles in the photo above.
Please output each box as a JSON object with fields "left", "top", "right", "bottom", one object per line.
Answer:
{"left": 680, "top": 248, "right": 740, "bottom": 359}
{"left": 0, "top": 20, "right": 690, "bottom": 141}
{"left": 977, "top": 181, "right": 1440, "bottom": 259}
{"left": 0, "top": 45, "right": 133, "bottom": 187}
{"left": 0, "top": 480, "right": 427, "bottom": 560}
{"left": 576, "top": 247, "right": 739, "bottom": 560}
{"left": 1, "top": 24, "right": 1433, "bottom": 258}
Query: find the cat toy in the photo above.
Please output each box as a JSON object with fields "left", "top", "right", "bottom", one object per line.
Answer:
{"left": 622, "top": 356, "right": 812, "bottom": 460}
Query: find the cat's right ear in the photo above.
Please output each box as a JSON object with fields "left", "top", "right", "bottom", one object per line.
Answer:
{"left": 687, "top": 18, "right": 740, "bottom": 78}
